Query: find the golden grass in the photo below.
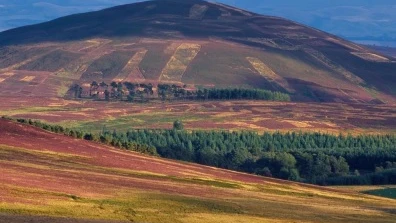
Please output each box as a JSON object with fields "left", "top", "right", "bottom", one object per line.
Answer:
{"left": 285, "top": 120, "right": 312, "bottom": 128}
{"left": 164, "top": 42, "right": 181, "bottom": 54}
{"left": 78, "top": 39, "right": 112, "bottom": 51}
{"left": 140, "top": 38, "right": 169, "bottom": 44}
{"left": 351, "top": 52, "right": 390, "bottom": 62}
{"left": 55, "top": 48, "right": 112, "bottom": 80}
{"left": 20, "top": 76, "right": 35, "bottom": 82}
{"left": 247, "top": 57, "right": 280, "bottom": 80}
{"left": 86, "top": 40, "right": 101, "bottom": 44}
{"left": 212, "top": 110, "right": 251, "bottom": 118}
{"left": 113, "top": 49, "right": 148, "bottom": 82}
{"left": 0, "top": 144, "right": 90, "bottom": 160}
{"left": 47, "top": 100, "right": 84, "bottom": 107}
{"left": 2, "top": 72, "right": 15, "bottom": 76}
{"left": 181, "top": 213, "right": 303, "bottom": 223}
{"left": 326, "top": 37, "right": 364, "bottom": 51}
{"left": 0, "top": 72, "right": 15, "bottom": 82}
{"left": 113, "top": 43, "right": 136, "bottom": 47}
{"left": 246, "top": 57, "right": 293, "bottom": 92}
{"left": 2, "top": 184, "right": 394, "bottom": 223}
{"left": 312, "top": 121, "right": 338, "bottom": 128}
{"left": 160, "top": 43, "right": 201, "bottom": 82}
{"left": 226, "top": 121, "right": 266, "bottom": 130}
{"left": 303, "top": 48, "right": 365, "bottom": 85}
{"left": 56, "top": 80, "right": 73, "bottom": 97}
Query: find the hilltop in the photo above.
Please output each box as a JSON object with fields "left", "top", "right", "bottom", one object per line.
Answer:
{"left": 0, "top": 0, "right": 395, "bottom": 103}
{"left": 1, "top": 119, "right": 396, "bottom": 223}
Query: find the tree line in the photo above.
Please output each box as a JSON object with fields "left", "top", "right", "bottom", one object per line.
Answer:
{"left": 71, "top": 82, "right": 291, "bottom": 102}
{"left": 10, "top": 117, "right": 157, "bottom": 156}
{"left": 8, "top": 117, "right": 396, "bottom": 185}
{"left": 117, "top": 126, "right": 396, "bottom": 185}
{"left": 157, "top": 84, "right": 291, "bottom": 101}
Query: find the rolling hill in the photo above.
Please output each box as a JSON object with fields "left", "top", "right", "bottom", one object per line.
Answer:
{"left": 1, "top": 0, "right": 396, "bottom": 46}
{"left": 0, "top": 0, "right": 395, "bottom": 103}
{"left": 1, "top": 118, "right": 396, "bottom": 223}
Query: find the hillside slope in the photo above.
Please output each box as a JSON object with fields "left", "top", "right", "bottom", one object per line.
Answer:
{"left": 368, "top": 46, "right": 396, "bottom": 58}
{"left": 0, "top": 0, "right": 395, "bottom": 103}
{"left": 1, "top": 119, "right": 396, "bottom": 222}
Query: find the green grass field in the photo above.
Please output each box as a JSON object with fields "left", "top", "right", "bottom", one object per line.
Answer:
{"left": 364, "top": 188, "right": 396, "bottom": 199}
{"left": 333, "top": 185, "right": 396, "bottom": 200}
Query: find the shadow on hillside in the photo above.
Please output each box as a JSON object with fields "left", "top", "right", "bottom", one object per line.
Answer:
{"left": 286, "top": 78, "right": 346, "bottom": 102}
{"left": 0, "top": 0, "right": 262, "bottom": 46}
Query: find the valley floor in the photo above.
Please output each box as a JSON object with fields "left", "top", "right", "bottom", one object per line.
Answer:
{"left": 0, "top": 96, "right": 395, "bottom": 134}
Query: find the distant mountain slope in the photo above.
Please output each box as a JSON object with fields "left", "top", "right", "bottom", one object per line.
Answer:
{"left": 368, "top": 45, "right": 396, "bottom": 58}
{"left": 0, "top": 0, "right": 395, "bottom": 103}
{"left": 1, "top": 119, "right": 396, "bottom": 222}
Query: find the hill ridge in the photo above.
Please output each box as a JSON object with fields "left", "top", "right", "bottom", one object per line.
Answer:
{"left": 0, "top": 0, "right": 395, "bottom": 103}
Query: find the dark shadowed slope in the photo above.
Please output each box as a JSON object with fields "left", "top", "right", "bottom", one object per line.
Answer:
{"left": 0, "top": 0, "right": 395, "bottom": 103}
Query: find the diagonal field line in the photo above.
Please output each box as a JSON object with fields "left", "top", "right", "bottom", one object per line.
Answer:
{"left": 159, "top": 43, "right": 201, "bottom": 82}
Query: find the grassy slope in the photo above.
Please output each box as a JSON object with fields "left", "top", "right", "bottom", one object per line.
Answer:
{"left": 0, "top": 120, "right": 396, "bottom": 223}
{"left": 182, "top": 44, "right": 276, "bottom": 89}
{"left": 139, "top": 43, "right": 170, "bottom": 80}
{"left": 18, "top": 50, "right": 82, "bottom": 72}
{"left": 81, "top": 51, "right": 135, "bottom": 80}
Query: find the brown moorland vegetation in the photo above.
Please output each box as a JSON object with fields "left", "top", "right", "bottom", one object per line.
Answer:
{"left": 0, "top": 96, "right": 394, "bottom": 134}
